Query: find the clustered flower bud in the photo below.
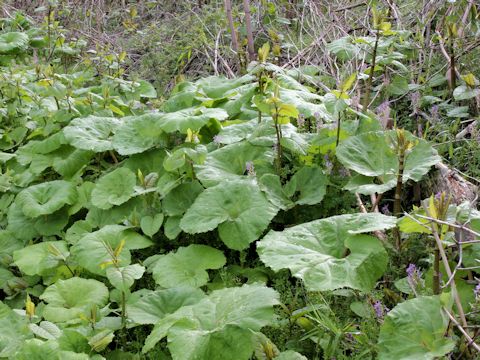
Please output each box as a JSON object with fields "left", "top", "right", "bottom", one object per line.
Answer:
{"left": 245, "top": 161, "right": 256, "bottom": 176}
{"left": 376, "top": 101, "right": 391, "bottom": 129}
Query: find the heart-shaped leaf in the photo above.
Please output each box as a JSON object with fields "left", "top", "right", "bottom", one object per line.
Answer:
{"left": 378, "top": 295, "right": 455, "bottom": 359}
{"left": 106, "top": 264, "right": 145, "bottom": 292}
{"left": 16, "top": 180, "right": 77, "bottom": 218}
{"left": 64, "top": 116, "right": 120, "bottom": 152}
{"left": 71, "top": 225, "right": 152, "bottom": 275}
{"left": 91, "top": 168, "right": 136, "bottom": 210}
{"left": 158, "top": 107, "right": 228, "bottom": 134}
{"left": 195, "top": 141, "right": 274, "bottom": 187}
{"left": 143, "top": 284, "right": 279, "bottom": 359}
{"left": 258, "top": 213, "right": 396, "bottom": 291}
{"left": 140, "top": 213, "right": 164, "bottom": 237}
{"left": 180, "top": 180, "right": 278, "bottom": 250}
{"left": 112, "top": 113, "right": 168, "bottom": 155}
{"left": 13, "top": 241, "right": 69, "bottom": 276}
{"left": 337, "top": 130, "right": 441, "bottom": 195}
{"left": 40, "top": 277, "right": 109, "bottom": 323}
{"left": 147, "top": 245, "right": 226, "bottom": 288}
{"left": 127, "top": 287, "right": 206, "bottom": 324}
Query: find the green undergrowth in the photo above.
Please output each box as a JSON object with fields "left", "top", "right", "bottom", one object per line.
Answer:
{"left": 0, "top": 8, "right": 479, "bottom": 360}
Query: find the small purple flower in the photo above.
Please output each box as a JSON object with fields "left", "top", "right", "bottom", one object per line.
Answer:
{"left": 383, "top": 75, "right": 390, "bottom": 87}
{"left": 313, "top": 112, "right": 323, "bottom": 132}
{"left": 435, "top": 192, "right": 442, "bottom": 200}
{"left": 406, "top": 263, "right": 424, "bottom": 293}
{"left": 245, "top": 161, "right": 256, "bottom": 176}
{"left": 406, "top": 263, "right": 417, "bottom": 278}
{"left": 213, "top": 135, "right": 222, "bottom": 145}
{"left": 350, "top": 95, "right": 360, "bottom": 109}
{"left": 324, "top": 154, "right": 333, "bottom": 174}
{"left": 376, "top": 101, "right": 391, "bottom": 129}
{"left": 338, "top": 167, "right": 349, "bottom": 177}
{"left": 430, "top": 105, "right": 439, "bottom": 124}
{"left": 373, "top": 300, "right": 384, "bottom": 319}
{"left": 474, "top": 283, "right": 480, "bottom": 298}
{"left": 381, "top": 204, "right": 391, "bottom": 215}
{"left": 345, "top": 333, "right": 355, "bottom": 343}
{"left": 410, "top": 91, "right": 421, "bottom": 115}
{"left": 297, "top": 113, "right": 305, "bottom": 128}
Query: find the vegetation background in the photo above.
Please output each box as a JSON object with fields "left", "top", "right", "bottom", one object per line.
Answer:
{"left": 0, "top": 0, "right": 479, "bottom": 359}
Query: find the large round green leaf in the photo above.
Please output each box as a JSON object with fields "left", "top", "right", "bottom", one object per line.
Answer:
{"left": 91, "top": 168, "right": 136, "bottom": 210}
{"left": 257, "top": 213, "right": 396, "bottom": 291}
{"left": 70, "top": 225, "right": 152, "bottom": 276}
{"left": 16, "top": 180, "right": 77, "bottom": 218}
{"left": 64, "top": 116, "right": 120, "bottom": 152}
{"left": 127, "top": 287, "right": 206, "bottom": 324}
{"left": 283, "top": 166, "right": 327, "bottom": 205}
{"left": 195, "top": 141, "right": 274, "bottom": 187}
{"left": 180, "top": 180, "right": 278, "bottom": 250}
{"left": 106, "top": 264, "right": 145, "bottom": 292}
{"left": 40, "top": 277, "right": 109, "bottom": 323}
{"left": 142, "top": 284, "right": 279, "bottom": 359}
{"left": 6, "top": 202, "right": 40, "bottom": 241}
{"left": 158, "top": 107, "right": 228, "bottom": 134}
{"left": 13, "top": 241, "right": 69, "bottom": 276}
{"left": 378, "top": 295, "right": 455, "bottom": 360}
{"left": 148, "top": 245, "right": 226, "bottom": 288}
{"left": 337, "top": 130, "right": 441, "bottom": 195}
{"left": 0, "top": 32, "right": 29, "bottom": 54}
{"left": 0, "top": 303, "right": 33, "bottom": 357}
{"left": 112, "top": 113, "right": 167, "bottom": 155}
{"left": 162, "top": 181, "right": 204, "bottom": 216}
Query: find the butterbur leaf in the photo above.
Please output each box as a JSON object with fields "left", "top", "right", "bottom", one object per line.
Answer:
{"left": 6, "top": 202, "right": 39, "bottom": 241}
{"left": 112, "top": 113, "right": 167, "bottom": 155}
{"left": 148, "top": 245, "right": 226, "bottom": 288}
{"left": 453, "top": 85, "right": 480, "bottom": 101}
{"left": 142, "top": 284, "right": 279, "bottom": 359}
{"left": 40, "top": 277, "right": 109, "bottom": 323}
{"left": 378, "top": 295, "right": 455, "bottom": 359}
{"left": 106, "top": 264, "right": 145, "bottom": 292}
{"left": 13, "top": 339, "right": 59, "bottom": 360}
{"left": 195, "top": 141, "right": 274, "bottom": 187}
{"left": 164, "top": 216, "right": 182, "bottom": 240}
{"left": 258, "top": 213, "right": 396, "bottom": 291}
{"left": 127, "top": 287, "right": 206, "bottom": 324}
{"left": 140, "top": 213, "right": 164, "bottom": 237}
{"left": 180, "top": 180, "right": 278, "bottom": 250}
{"left": 91, "top": 168, "right": 136, "bottom": 209}
{"left": 16, "top": 180, "right": 77, "bottom": 218}
{"left": 71, "top": 225, "right": 152, "bottom": 275}
{"left": 28, "top": 321, "right": 61, "bottom": 340}
{"left": 64, "top": 116, "right": 120, "bottom": 152}
{"left": 276, "top": 351, "right": 308, "bottom": 360}
{"left": 158, "top": 107, "right": 228, "bottom": 134}
{"left": 337, "top": 130, "right": 441, "bottom": 195}
{"left": 0, "top": 32, "right": 29, "bottom": 54}
{"left": 0, "top": 303, "right": 33, "bottom": 357}
{"left": 284, "top": 166, "right": 327, "bottom": 205}
{"left": 88, "top": 329, "right": 114, "bottom": 352}
{"left": 13, "top": 241, "right": 69, "bottom": 276}
{"left": 130, "top": 79, "right": 157, "bottom": 99}
{"left": 162, "top": 181, "right": 204, "bottom": 216}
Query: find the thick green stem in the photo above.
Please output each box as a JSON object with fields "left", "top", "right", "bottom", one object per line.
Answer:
{"left": 449, "top": 37, "right": 456, "bottom": 91}
{"left": 121, "top": 291, "right": 126, "bottom": 328}
{"left": 336, "top": 111, "right": 342, "bottom": 146}
{"left": 433, "top": 248, "right": 440, "bottom": 294}
{"left": 393, "top": 146, "right": 405, "bottom": 250}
